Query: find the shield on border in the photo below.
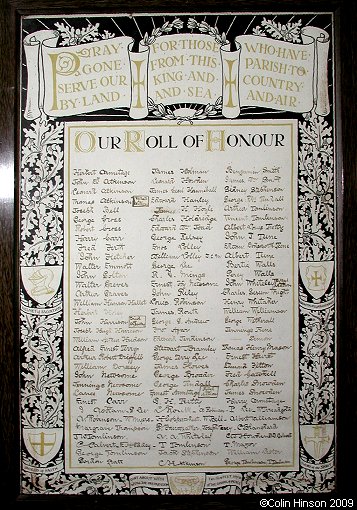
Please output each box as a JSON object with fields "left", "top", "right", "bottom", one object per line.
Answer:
{"left": 168, "top": 473, "right": 206, "bottom": 495}
{"left": 23, "top": 427, "right": 63, "bottom": 464}
{"left": 301, "top": 424, "right": 334, "bottom": 461}
{"left": 299, "top": 261, "right": 334, "bottom": 300}
{"left": 21, "top": 265, "right": 62, "bottom": 305}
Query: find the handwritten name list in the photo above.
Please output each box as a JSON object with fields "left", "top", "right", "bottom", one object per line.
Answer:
{"left": 64, "top": 120, "right": 298, "bottom": 473}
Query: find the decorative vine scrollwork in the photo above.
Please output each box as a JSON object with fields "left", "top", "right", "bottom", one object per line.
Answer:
{"left": 19, "top": 14, "right": 336, "bottom": 495}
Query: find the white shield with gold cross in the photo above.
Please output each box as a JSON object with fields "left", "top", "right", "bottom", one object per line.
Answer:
{"left": 21, "top": 265, "right": 62, "bottom": 305}
{"left": 168, "top": 473, "right": 206, "bottom": 495}
{"left": 301, "top": 424, "right": 334, "bottom": 461}
{"left": 299, "top": 261, "right": 334, "bottom": 300}
{"left": 23, "top": 428, "right": 63, "bottom": 464}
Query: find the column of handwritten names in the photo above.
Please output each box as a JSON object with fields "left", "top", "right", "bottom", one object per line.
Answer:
{"left": 65, "top": 122, "right": 298, "bottom": 473}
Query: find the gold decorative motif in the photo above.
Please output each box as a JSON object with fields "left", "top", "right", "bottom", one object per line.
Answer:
{"left": 21, "top": 265, "right": 62, "bottom": 305}
{"left": 168, "top": 473, "right": 206, "bottom": 495}
{"left": 23, "top": 428, "right": 63, "bottom": 464}
{"left": 301, "top": 424, "right": 334, "bottom": 461}
{"left": 299, "top": 261, "right": 334, "bottom": 300}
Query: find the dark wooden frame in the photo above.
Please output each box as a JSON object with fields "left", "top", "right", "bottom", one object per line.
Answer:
{"left": 1, "top": 0, "right": 356, "bottom": 507}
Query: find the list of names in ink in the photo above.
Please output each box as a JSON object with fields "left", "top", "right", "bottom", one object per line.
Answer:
{"left": 64, "top": 121, "right": 298, "bottom": 473}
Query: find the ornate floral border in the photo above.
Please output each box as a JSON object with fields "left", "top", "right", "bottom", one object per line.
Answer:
{"left": 19, "top": 13, "right": 335, "bottom": 495}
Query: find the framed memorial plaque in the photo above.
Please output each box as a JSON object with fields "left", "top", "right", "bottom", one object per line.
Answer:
{"left": 1, "top": 0, "right": 356, "bottom": 506}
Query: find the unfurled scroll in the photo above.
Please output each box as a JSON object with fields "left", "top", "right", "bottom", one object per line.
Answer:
{"left": 23, "top": 27, "right": 330, "bottom": 120}
{"left": 234, "top": 28, "right": 330, "bottom": 115}
{"left": 23, "top": 30, "right": 59, "bottom": 119}
{"left": 24, "top": 33, "right": 135, "bottom": 118}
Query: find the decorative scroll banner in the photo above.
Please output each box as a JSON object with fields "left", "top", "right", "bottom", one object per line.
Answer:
{"left": 234, "top": 27, "right": 330, "bottom": 115}
{"left": 23, "top": 30, "right": 59, "bottom": 120}
{"left": 23, "top": 27, "right": 330, "bottom": 119}
{"left": 22, "top": 461, "right": 64, "bottom": 476}
{"left": 21, "top": 302, "right": 62, "bottom": 316}
{"left": 23, "top": 32, "right": 133, "bottom": 118}
{"left": 145, "top": 34, "right": 223, "bottom": 109}
{"left": 129, "top": 472, "right": 242, "bottom": 494}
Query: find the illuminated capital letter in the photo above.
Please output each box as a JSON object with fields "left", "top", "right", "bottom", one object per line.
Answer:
{"left": 48, "top": 51, "right": 81, "bottom": 111}
{"left": 125, "top": 130, "right": 145, "bottom": 152}
{"left": 74, "top": 131, "right": 96, "bottom": 153}
{"left": 206, "top": 130, "right": 225, "bottom": 152}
